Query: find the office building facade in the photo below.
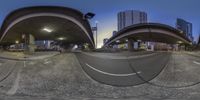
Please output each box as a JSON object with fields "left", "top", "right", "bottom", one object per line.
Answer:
{"left": 117, "top": 10, "right": 147, "bottom": 31}
{"left": 176, "top": 18, "right": 193, "bottom": 41}
{"left": 117, "top": 10, "right": 148, "bottom": 50}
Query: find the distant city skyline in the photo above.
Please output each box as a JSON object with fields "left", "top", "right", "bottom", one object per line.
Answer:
{"left": 0, "top": 0, "right": 199, "bottom": 48}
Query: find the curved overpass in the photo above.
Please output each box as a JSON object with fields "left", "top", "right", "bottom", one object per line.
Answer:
{"left": 0, "top": 6, "right": 95, "bottom": 48}
{"left": 104, "top": 23, "right": 191, "bottom": 46}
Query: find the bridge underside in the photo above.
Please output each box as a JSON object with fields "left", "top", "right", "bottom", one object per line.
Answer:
{"left": 105, "top": 23, "right": 191, "bottom": 47}
{"left": 109, "top": 32, "right": 187, "bottom": 45}
{"left": 0, "top": 6, "right": 95, "bottom": 50}
{"left": 1, "top": 16, "right": 91, "bottom": 45}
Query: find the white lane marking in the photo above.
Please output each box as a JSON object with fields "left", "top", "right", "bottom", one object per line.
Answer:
{"left": 7, "top": 61, "right": 25, "bottom": 95}
{"left": 85, "top": 63, "right": 140, "bottom": 77}
{"left": 193, "top": 61, "right": 200, "bottom": 65}
{"left": 44, "top": 61, "right": 50, "bottom": 64}
{"left": 23, "top": 61, "right": 26, "bottom": 67}
{"left": 28, "top": 61, "right": 35, "bottom": 65}
{"left": 43, "top": 59, "right": 53, "bottom": 64}
{"left": 7, "top": 68, "right": 21, "bottom": 95}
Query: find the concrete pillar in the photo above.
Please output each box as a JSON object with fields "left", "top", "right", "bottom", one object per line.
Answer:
{"left": 47, "top": 41, "right": 51, "bottom": 49}
{"left": 24, "top": 34, "right": 36, "bottom": 54}
{"left": 28, "top": 34, "right": 36, "bottom": 53}
{"left": 128, "top": 38, "right": 134, "bottom": 51}
{"left": 138, "top": 42, "right": 141, "bottom": 49}
{"left": 185, "top": 44, "right": 188, "bottom": 51}
{"left": 151, "top": 44, "right": 154, "bottom": 51}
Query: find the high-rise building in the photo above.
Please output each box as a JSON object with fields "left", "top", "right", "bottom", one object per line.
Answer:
{"left": 176, "top": 18, "right": 193, "bottom": 41}
{"left": 117, "top": 10, "right": 147, "bottom": 31}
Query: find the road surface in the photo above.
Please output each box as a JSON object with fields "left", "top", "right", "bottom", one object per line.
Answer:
{"left": 0, "top": 51, "right": 199, "bottom": 100}
{"left": 76, "top": 51, "right": 171, "bottom": 86}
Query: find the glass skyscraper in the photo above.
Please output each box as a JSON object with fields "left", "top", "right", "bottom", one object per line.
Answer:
{"left": 176, "top": 18, "right": 193, "bottom": 42}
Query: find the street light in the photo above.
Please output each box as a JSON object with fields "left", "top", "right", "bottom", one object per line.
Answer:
{"left": 84, "top": 12, "right": 95, "bottom": 19}
{"left": 95, "top": 21, "right": 98, "bottom": 48}
{"left": 116, "top": 40, "right": 120, "bottom": 43}
{"left": 43, "top": 27, "right": 53, "bottom": 33}
{"left": 15, "top": 40, "right": 19, "bottom": 44}
{"left": 58, "top": 37, "right": 66, "bottom": 41}
{"left": 177, "top": 41, "right": 183, "bottom": 44}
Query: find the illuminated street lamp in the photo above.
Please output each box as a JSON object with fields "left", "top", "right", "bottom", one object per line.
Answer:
{"left": 84, "top": 12, "right": 95, "bottom": 19}
{"left": 177, "top": 41, "right": 183, "bottom": 44}
{"left": 15, "top": 40, "right": 19, "bottom": 44}
{"left": 58, "top": 37, "right": 66, "bottom": 40}
{"left": 116, "top": 40, "right": 120, "bottom": 43}
{"left": 43, "top": 27, "right": 53, "bottom": 33}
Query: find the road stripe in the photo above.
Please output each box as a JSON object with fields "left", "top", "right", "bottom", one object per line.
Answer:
{"left": 85, "top": 63, "right": 140, "bottom": 77}
{"left": 7, "top": 68, "right": 21, "bottom": 95}
{"left": 193, "top": 61, "right": 200, "bottom": 65}
{"left": 7, "top": 61, "right": 25, "bottom": 95}
{"left": 23, "top": 61, "right": 26, "bottom": 67}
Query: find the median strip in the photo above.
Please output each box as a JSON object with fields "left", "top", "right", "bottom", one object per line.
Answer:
{"left": 85, "top": 63, "right": 140, "bottom": 77}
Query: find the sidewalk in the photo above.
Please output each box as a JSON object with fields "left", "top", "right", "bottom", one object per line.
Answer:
{"left": 0, "top": 51, "right": 60, "bottom": 61}
{"left": 183, "top": 51, "right": 200, "bottom": 57}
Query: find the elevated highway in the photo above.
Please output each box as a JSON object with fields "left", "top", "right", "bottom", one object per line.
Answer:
{"left": 104, "top": 23, "right": 191, "bottom": 49}
{"left": 0, "top": 6, "right": 95, "bottom": 48}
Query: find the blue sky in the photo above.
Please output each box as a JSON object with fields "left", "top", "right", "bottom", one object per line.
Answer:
{"left": 0, "top": 0, "right": 199, "bottom": 47}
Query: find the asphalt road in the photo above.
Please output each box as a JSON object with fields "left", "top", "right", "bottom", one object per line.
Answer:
{"left": 76, "top": 51, "right": 200, "bottom": 88}
{"left": 0, "top": 51, "right": 200, "bottom": 100}
{"left": 76, "top": 51, "right": 171, "bottom": 86}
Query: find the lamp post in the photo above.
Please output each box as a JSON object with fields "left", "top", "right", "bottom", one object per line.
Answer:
{"left": 22, "top": 34, "right": 27, "bottom": 54}
{"left": 84, "top": 12, "right": 95, "bottom": 49}
{"left": 95, "top": 21, "right": 98, "bottom": 48}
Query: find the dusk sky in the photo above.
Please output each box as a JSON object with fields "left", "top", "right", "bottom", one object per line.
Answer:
{"left": 0, "top": 0, "right": 199, "bottom": 47}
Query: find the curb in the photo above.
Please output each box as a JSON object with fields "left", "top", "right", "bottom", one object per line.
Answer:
{"left": 0, "top": 53, "right": 60, "bottom": 61}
